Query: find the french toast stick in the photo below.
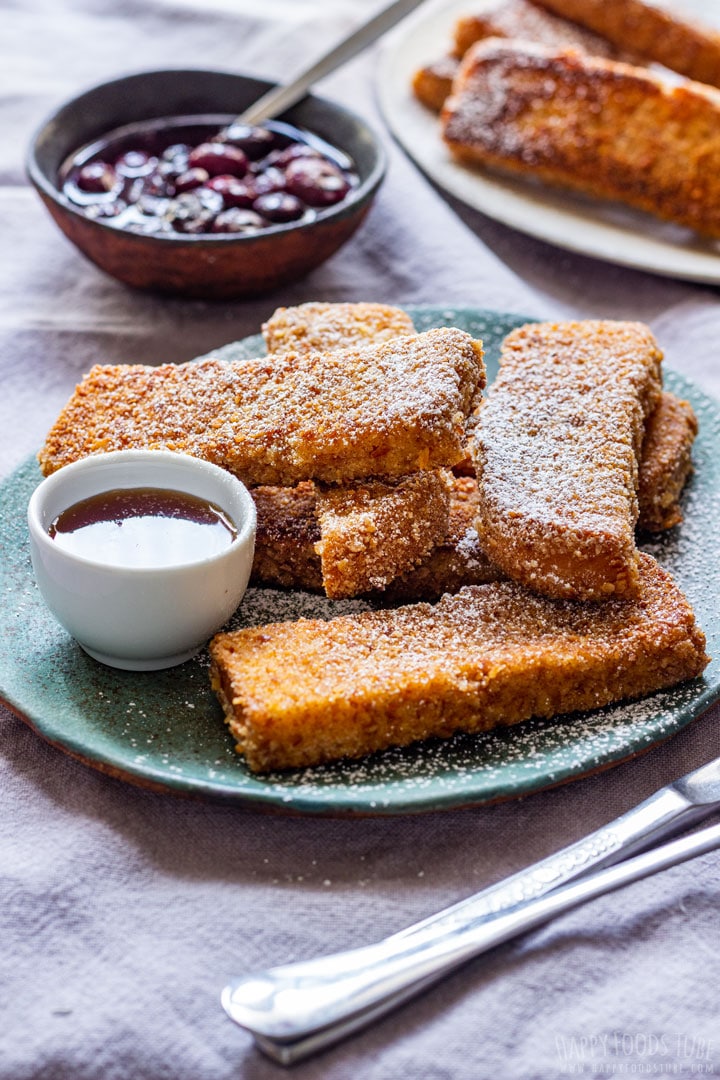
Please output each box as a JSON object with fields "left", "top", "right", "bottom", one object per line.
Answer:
{"left": 638, "top": 391, "right": 698, "bottom": 532}
{"left": 251, "top": 482, "right": 323, "bottom": 592}
{"left": 313, "top": 470, "right": 452, "bottom": 599}
{"left": 249, "top": 395, "right": 696, "bottom": 600}
{"left": 412, "top": 56, "right": 461, "bottom": 113}
{"left": 412, "top": 0, "right": 632, "bottom": 113}
{"left": 262, "top": 302, "right": 415, "bottom": 354}
{"left": 210, "top": 552, "right": 708, "bottom": 772}
{"left": 453, "top": 0, "right": 628, "bottom": 59}
{"left": 534, "top": 0, "right": 720, "bottom": 88}
{"left": 472, "top": 320, "right": 663, "bottom": 601}
{"left": 39, "top": 328, "right": 485, "bottom": 485}
{"left": 442, "top": 39, "right": 720, "bottom": 239}
{"left": 249, "top": 474, "right": 501, "bottom": 599}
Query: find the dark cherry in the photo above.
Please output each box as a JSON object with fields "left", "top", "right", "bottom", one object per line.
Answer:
{"left": 251, "top": 166, "right": 286, "bottom": 196}
{"left": 252, "top": 192, "right": 305, "bottom": 223}
{"left": 205, "top": 175, "right": 255, "bottom": 208}
{"left": 211, "top": 208, "right": 267, "bottom": 234}
{"left": 174, "top": 168, "right": 210, "bottom": 193}
{"left": 84, "top": 200, "right": 127, "bottom": 219}
{"left": 284, "top": 157, "right": 351, "bottom": 207}
{"left": 115, "top": 150, "right": 155, "bottom": 177}
{"left": 166, "top": 189, "right": 223, "bottom": 233}
{"left": 219, "top": 124, "right": 277, "bottom": 160}
{"left": 76, "top": 162, "right": 117, "bottom": 194}
{"left": 188, "top": 142, "right": 248, "bottom": 178}
{"left": 266, "top": 144, "right": 322, "bottom": 168}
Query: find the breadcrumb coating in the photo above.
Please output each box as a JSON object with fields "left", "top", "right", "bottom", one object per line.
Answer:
{"left": 39, "top": 328, "right": 485, "bottom": 485}
{"left": 210, "top": 553, "right": 708, "bottom": 772}
{"left": 262, "top": 302, "right": 415, "bottom": 354}
{"left": 442, "top": 39, "right": 720, "bottom": 238}
{"left": 251, "top": 482, "right": 323, "bottom": 592}
{"left": 313, "top": 470, "right": 452, "bottom": 599}
{"left": 472, "top": 320, "right": 663, "bottom": 600}
{"left": 638, "top": 392, "right": 698, "bottom": 532}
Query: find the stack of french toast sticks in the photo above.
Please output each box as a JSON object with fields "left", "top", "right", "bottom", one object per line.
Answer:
{"left": 39, "top": 303, "right": 709, "bottom": 772}
{"left": 412, "top": 0, "right": 720, "bottom": 238}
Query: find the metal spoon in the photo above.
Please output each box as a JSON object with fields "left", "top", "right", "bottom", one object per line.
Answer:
{"left": 222, "top": 754, "right": 720, "bottom": 1063}
{"left": 235, "top": 0, "right": 426, "bottom": 126}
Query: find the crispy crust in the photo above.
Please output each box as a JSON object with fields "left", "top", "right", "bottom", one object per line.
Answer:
{"left": 262, "top": 302, "right": 415, "bottom": 354}
{"left": 209, "top": 552, "right": 708, "bottom": 772}
{"left": 39, "top": 328, "right": 485, "bottom": 485}
{"left": 384, "top": 474, "right": 503, "bottom": 600}
{"left": 313, "top": 470, "right": 452, "bottom": 599}
{"left": 442, "top": 39, "right": 720, "bottom": 239}
{"left": 638, "top": 391, "right": 698, "bottom": 532}
{"left": 251, "top": 482, "right": 323, "bottom": 592}
{"left": 534, "top": 0, "right": 720, "bottom": 87}
{"left": 472, "top": 320, "right": 663, "bottom": 600}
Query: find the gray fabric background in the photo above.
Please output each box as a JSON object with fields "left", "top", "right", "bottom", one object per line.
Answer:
{"left": 1, "top": 2, "right": 718, "bottom": 1077}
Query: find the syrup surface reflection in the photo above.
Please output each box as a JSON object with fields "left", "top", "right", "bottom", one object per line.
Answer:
{"left": 49, "top": 487, "right": 238, "bottom": 567}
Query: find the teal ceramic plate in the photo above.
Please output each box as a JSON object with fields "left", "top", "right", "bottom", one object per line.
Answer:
{"left": 1, "top": 307, "right": 719, "bottom": 814}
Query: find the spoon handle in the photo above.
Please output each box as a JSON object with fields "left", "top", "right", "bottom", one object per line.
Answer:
{"left": 237, "top": 0, "right": 426, "bottom": 125}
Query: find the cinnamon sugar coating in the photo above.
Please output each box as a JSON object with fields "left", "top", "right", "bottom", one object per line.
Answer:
{"left": 248, "top": 402, "right": 695, "bottom": 602}
{"left": 262, "top": 302, "right": 415, "bottom": 354}
{"left": 209, "top": 553, "right": 708, "bottom": 773}
{"left": 472, "top": 320, "right": 663, "bottom": 600}
{"left": 535, "top": 0, "right": 720, "bottom": 87}
{"left": 442, "top": 39, "right": 720, "bottom": 239}
{"left": 313, "top": 470, "right": 452, "bottom": 599}
{"left": 638, "top": 392, "right": 698, "bottom": 532}
{"left": 38, "top": 328, "right": 485, "bottom": 485}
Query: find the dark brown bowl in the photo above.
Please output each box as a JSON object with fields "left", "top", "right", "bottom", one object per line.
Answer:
{"left": 27, "top": 69, "right": 386, "bottom": 300}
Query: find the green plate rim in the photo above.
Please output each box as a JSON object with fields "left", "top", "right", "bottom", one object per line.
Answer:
{"left": 1, "top": 306, "right": 718, "bottom": 815}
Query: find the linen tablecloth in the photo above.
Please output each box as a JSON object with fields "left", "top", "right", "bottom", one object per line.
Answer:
{"left": 1, "top": 2, "right": 718, "bottom": 1077}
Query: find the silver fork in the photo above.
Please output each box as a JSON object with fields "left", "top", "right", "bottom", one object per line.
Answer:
{"left": 222, "top": 755, "right": 720, "bottom": 1064}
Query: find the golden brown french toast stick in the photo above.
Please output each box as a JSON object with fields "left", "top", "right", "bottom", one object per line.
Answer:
{"left": 262, "top": 301, "right": 415, "bottom": 354}
{"left": 39, "top": 328, "right": 485, "bottom": 484}
{"left": 313, "top": 470, "right": 451, "bottom": 599}
{"left": 442, "top": 39, "right": 720, "bottom": 239}
{"left": 472, "top": 320, "right": 662, "bottom": 600}
{"left": 453, "top": 0, "right": 628, "bottom": 59}
{"left": 638, "top": 392, "right": 698, "bottom": 532}
{"left": 210, "top": 553, "right": 708, "bottom": 772}
{"left": 249, "top": 474, "right": 502, "bottom": 599}
{"left": 534, "top": 0, "right": 720, "bottom": 87}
